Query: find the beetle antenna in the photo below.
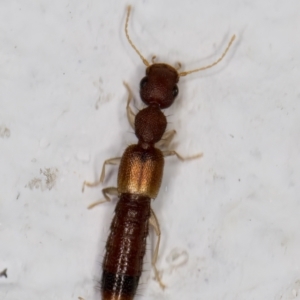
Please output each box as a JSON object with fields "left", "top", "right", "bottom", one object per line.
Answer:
{"left": 179, "top": 35, "right": 236, "bottom": 76}
{"left": 125, "top": 6, "right": 150, "bottom": 67}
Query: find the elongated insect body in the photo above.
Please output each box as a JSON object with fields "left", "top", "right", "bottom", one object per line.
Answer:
{"left": 100, "top": 80, "right": 169, "bottom": 299}
{"left": 83, "top": 6, "right": 235, "bottom": 300}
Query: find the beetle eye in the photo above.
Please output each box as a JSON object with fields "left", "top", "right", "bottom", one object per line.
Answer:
{"left": 140, "top": 77, "right": 148, "bottom": 89}
{"left": 172, "top": 85, "right": 179, "bottom": 98}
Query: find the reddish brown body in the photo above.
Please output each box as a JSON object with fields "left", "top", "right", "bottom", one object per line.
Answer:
{"left": 101, "top": 64, "right": 178, "bottom": 300}
{"left": 83, "top": 6, "right": 235, "bottom": 300}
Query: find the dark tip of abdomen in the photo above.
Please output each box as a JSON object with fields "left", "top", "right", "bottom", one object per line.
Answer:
{"left": 101, "top": 270, "right": 139, "bottom": 300}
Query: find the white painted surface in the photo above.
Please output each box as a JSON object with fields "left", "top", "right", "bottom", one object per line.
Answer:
{"left": 1, "top": 0, "right": 300, "bottom": 299}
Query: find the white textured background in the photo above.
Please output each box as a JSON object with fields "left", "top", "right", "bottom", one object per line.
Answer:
{"left": 1, "top": 0, "right": 300, "bottom": 299}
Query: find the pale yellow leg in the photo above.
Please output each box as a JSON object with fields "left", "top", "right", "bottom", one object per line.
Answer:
{"left": 87, "top": 187, "right": 118, "bottom": 209}
{"left": 156, "top": 130, "right": 176, "bottom": 149}
{"left": 149, "top": 208, "right": 166, "bottom": 290}
{"left": 82, "top": 157, "right": 121, "bottom": 192}
{"left": 123, "top": 82, "right": 135, "bottom": 129}
{"left": 162, "top": 150, "right": 203, "bottom": 161}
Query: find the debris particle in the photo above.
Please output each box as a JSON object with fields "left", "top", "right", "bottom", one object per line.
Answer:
{"left": 26, "top": 168, "right": 58, "bottom": 191}
{"left": 166, "top": 248, "right": 189, "bottom": 269}
{"left": 0, "top": 125, "right": 10, "bottom": 138}
{"left": 40, "top": 168, "right": 58, "bottom": 190}
{"left": 27, "top": 177, "right": 43, "bottom": 189}
{"left": 0, "top": 268, "right": 7, "bottom": 278}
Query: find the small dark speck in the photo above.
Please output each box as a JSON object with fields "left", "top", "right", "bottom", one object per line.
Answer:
{"left": 16, "top": 192, "right": 20, "bottom": 199}
{"left": 230, "top": 134, "right": 234, "bottom": 138}
{"left": 0, "top": 268, "right": 7, "bottom": 278}
{"left": 78, "top": 60, "right": 82, "bottom": 63}
{"left": 238, "top": 178, "right": 241, "bottom": 182}
{"left": 63, "top": 73, "right": 65, "bottom": 75}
